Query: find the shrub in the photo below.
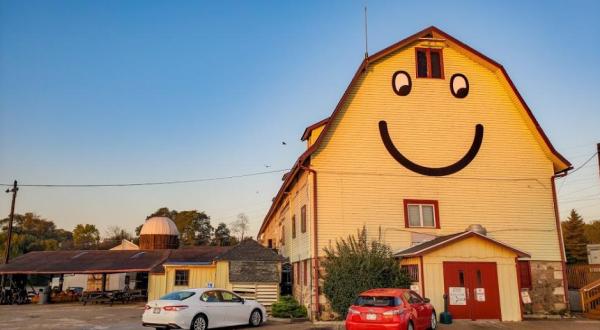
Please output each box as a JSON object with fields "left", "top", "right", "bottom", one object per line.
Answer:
{"left": 321, "top": 226, "right": 411, "bottom": 318}
{"left": 271, "top": 295, "right": 308, "bottom": 318}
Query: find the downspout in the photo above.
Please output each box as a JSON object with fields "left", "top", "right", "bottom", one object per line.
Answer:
{"left": 300, "top": 165, "right": 320, "bottom": 319}
{"left": 551, "top": 169, "right": 571, "bottom": 311}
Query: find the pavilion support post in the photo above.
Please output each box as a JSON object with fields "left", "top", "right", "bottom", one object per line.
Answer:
{"left": 101, "top": 274, "right": 107, "bottom": 292}
{"left": 58, "top": 274, "right": 64, "bottom": 292}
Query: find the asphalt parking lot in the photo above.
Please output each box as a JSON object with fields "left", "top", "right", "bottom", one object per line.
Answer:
{"left": 0, "top": 303, "right": 599, "bottom": 330}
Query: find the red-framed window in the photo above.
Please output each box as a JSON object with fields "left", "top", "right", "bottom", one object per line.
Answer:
{"left": 401, "top": 264, "right": 420, "bottom": 282}
{"left": 292, "top": 215, "right": 296, "bottom": 239}
{"left": 403, "top": 199, "right": 440, "bottom": 229}
{"left": 303, "top": 260, "right": 308, "bottom": 286}
{"left": 415, "top": 48, "right": 444, "bottom": 79}
{"left": 517, "top": 260, "right": 532, "bottom": 289}
{"left": 300, "top": 205, "right": 307, "bottom": 233}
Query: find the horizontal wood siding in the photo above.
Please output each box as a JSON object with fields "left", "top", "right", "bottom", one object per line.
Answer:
{"left": 232, "top": 283, "right": 279, "bottom": 314}
{"left": 312, "top": 40, "right": 560, "bottom": 261}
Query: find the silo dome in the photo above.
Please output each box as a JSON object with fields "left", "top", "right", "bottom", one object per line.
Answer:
{"left": 139, "top": 216, "right": 180, "bottom": 250}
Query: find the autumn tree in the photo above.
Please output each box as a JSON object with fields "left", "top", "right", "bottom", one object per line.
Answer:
{"left": 562, "top": 209, "right": 589, "bottom": 264}
{"left": 0, "top": 213, "right": 73, "bottom": 258}
{"left": 73, "top": 224, "right": 100, "bottom": 250}
{"left": 98, "top": 226, "right": 134, "bottom": 249}
{"left": 584, "top": 220, "right": 600, "bottom": 244}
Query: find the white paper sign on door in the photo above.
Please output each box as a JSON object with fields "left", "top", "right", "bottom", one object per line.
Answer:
{"left": 449, "top": 287, "right": 466, "bottom": 305}
{"left": 475, "top": 288, "right": 485, "bottom": 302}
{"left": 521, "top": 290, "right": 532, "bottom": 304}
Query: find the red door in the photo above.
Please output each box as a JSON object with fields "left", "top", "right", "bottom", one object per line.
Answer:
{"left": 443, "top": 262, "right": 501, "bottom": 320}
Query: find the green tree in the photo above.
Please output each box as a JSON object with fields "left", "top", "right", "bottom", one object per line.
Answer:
{"left": 321, "top": 227, "right": 410, "bottom": 318}
{"left": 584, "top": 220, "right": 600, "bottom": 244}
{"left": 73, "top": 224, "right": 100, "bottom": 250}
{"left": 212, "top": 222, "right": 237, "bottom": 246}
{"left": 562, "top": 209, "right": 589, "bottom": 264}
{"left": 146, "top": 208, "right": 213, "bottom": 246}
{"left": 0, "top": 213, "right": 73, "bottom": 258}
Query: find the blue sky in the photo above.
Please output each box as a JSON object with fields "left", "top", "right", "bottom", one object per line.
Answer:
{"left": 1, "top": 0, "right": 599, "bottom": 237}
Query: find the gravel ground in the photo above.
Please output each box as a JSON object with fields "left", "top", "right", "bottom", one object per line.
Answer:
{"left": 0, "top": 303, "right": 599, "bottom": 330}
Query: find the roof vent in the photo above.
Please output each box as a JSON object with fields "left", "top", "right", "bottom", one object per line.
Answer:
{"left": 465, "top": 224, "right": 487, "bottom": 236}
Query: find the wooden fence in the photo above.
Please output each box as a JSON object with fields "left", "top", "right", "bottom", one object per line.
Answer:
{"left": 566, "top": 264, "right": 600, "bottom": 289}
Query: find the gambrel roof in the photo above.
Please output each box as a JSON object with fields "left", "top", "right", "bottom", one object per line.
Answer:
{"left": 259, "top": 26, "right": 571, "bottom": 236}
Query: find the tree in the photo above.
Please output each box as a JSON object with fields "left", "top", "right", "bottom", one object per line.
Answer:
{"left": 212, "top": 222, "right": 238, "bottom": 246}
{"left": 73, "top": 224, "right": 100, "bottom": 250}
{"left": 321, "top": 226, "right": 411, "bottom": 318}
{"left": 562, "top": 209, "right": 589, "bottom": 264}
{"left": 98, "top": 226, "right": 133, "bottom": 249}
{"left": 0, "top": 213, "right": 73, "bottom": 259}
{"left": 145, "top": 208, "right": 213, "bottom": 246}
{"left": 584, "top": 220, "right": 600, "bottom": 244}
{"left": 230, "top": 213, "right": 250, "bottom": 241}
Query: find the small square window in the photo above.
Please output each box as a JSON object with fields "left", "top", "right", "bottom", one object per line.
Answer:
{"left": 415, "top": 48, "right": 444, "bottom": 79}
{"left": 404, "top": 200, "right": 439, "bottom": 228}
{"left": 174, "top": 270, "right": 189, "bottom": 286}
{"left": 401, "top": 264, "right": 419, "bottom": 282}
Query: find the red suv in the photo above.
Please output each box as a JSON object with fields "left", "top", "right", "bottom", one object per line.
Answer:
{"left": 345, "top": 288, "right": 436, "bottom": 330}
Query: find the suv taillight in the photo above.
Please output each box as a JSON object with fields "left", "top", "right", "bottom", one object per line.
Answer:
{"left": 348, "top": 307, "right": 360, "bottom": 315}
{"left": 382, "top": 309, "right": 403, "bottom": 317}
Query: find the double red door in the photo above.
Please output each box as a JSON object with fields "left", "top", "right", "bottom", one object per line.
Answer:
{"left": 443, "top": 262, "right": 501, "bottom": 320}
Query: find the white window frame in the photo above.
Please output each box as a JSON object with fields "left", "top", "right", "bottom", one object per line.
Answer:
{"left": 406, "top": 203, "right": 437, "bottom": 228}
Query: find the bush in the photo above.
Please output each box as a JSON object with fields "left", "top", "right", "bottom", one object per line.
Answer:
{"left": 322, "top": 226, "right": 411, "bottom": 319}
{"left": 271, "top": 295, "right": 308, "bottom": 318}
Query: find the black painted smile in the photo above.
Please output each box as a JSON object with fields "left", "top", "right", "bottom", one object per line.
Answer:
{"left": 378, "top": 121, "right": 484, "bottom": 176}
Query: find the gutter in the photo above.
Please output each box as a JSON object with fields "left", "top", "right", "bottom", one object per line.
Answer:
{"left": 550, "top": 166, "right": 572, "bottom": 311}
{"left": 300, "top": 165, "right": 320, "bottom": 319}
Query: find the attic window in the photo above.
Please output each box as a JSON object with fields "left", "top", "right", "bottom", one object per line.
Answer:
{"left": 416, "top": 48, "right": 444, "bottom": 79}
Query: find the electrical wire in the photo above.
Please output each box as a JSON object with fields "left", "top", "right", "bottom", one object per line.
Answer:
{"left": 0, "top": 168, "right": 289, "bottom": 188}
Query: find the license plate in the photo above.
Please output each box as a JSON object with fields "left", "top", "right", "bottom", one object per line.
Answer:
{"left": 366, "top": 313, "right": 376, "bottom": 320}
{"left": 153, "top": 308, "right": 161, "bottom": 314}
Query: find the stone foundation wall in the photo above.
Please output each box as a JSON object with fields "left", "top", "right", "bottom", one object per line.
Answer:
{"left": 528, "top": 260, "right": 567, "bottom": 314}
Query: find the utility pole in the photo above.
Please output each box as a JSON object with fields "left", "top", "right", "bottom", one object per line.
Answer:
{"left": 597, "top": 143, "right": 600, "bottom": 181}
{"left": 3, "top": 180, "right": 18, "bottom": 264}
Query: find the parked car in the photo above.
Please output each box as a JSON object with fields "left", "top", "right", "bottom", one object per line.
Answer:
{"left": 142, "top": 288, "right": 266, "bottom": 330}
{"left": 345, "top": 288, "right": 436, "bottom": 330}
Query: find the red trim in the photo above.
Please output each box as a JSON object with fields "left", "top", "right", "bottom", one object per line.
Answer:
{"left": 415, "top": 47, "right": 445, "bottom": 79}
{"left": 419, "top": 256, "right": 425, "bottom": 297}
{"left": 551, "top": 174, "right": 570, "bottom": 309}
{"left": 301, "top": 117, "right": 330, "bottom": 141}
{"left": 403, "top": 199, "right": 441, "bottom": 229}
{"left": 301, "top": 165, "right": 320, "bottom": 319}
{"left": 398, "top": 231, "right": 531, "bottom": 258}
{"left": 515, "top": 257, "right": 525, "bottom": 319}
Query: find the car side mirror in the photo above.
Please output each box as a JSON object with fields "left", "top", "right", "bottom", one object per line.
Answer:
{"left": 423, "top": 298, "right": 430, "bottom": 303}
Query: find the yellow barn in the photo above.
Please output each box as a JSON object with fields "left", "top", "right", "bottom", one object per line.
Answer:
{"left": 258, "top": 26, "right": 571, "bottom": 322}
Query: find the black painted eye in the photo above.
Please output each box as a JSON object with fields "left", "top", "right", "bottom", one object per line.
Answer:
{"left": 392, "top": 71, "right": 411, "bottom": 96}
{"left": 450, "top": 74, "right": 469, "bottom": 98}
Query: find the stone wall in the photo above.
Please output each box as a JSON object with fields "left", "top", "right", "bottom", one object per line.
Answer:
{"left": 528, "top": 260, "right": 567, "bottom": 314}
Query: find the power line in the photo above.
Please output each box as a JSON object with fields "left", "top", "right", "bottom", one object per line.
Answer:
{"left": 0, "top": 168, "right": 289, "bottom": 188}
{"left": 558, "top": 151, "right": 598, "bottom": 193}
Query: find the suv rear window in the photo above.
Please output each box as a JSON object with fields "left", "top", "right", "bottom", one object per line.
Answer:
{"left": 159, "top": 291, "right": 195, "bottom": 301}
{"left": 354, "top": 296, "right": 400, "bottom": 307}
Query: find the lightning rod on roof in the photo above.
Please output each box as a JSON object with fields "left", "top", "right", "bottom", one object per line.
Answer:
{"left": 364, "top": 5, "right": 369, "bottom": 60}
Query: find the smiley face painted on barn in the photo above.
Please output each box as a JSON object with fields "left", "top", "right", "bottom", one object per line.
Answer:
{"left": 379, "top": 58, "right": 483, "bottom": 176}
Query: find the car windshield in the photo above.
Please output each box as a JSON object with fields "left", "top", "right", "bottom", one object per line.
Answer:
{"left": 159, "top": 291, "right": 195, "bottom": 301}
{"left": 354, "top": 295, "right": 399, "bottom": 307}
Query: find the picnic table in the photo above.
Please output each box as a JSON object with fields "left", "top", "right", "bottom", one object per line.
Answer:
{"left": 81, "top": 289, "right": 147, "bottom": 306}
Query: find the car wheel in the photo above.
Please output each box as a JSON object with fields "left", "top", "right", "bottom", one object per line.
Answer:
{"left": 407, "top": 321, "right": 414, "bottom": 330}
{"left": 429, "top": 311, "right": 437, "bottom": 329}
{"left": 191, "top": 314, "right": 207, "bottom": 330}
{"left": 249, "top": 309, "right": 262, "bottom": 327}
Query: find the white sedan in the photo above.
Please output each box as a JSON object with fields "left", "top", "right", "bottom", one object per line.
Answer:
{"left": 142, "top": 288, "right": 267, "bottom": 330}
